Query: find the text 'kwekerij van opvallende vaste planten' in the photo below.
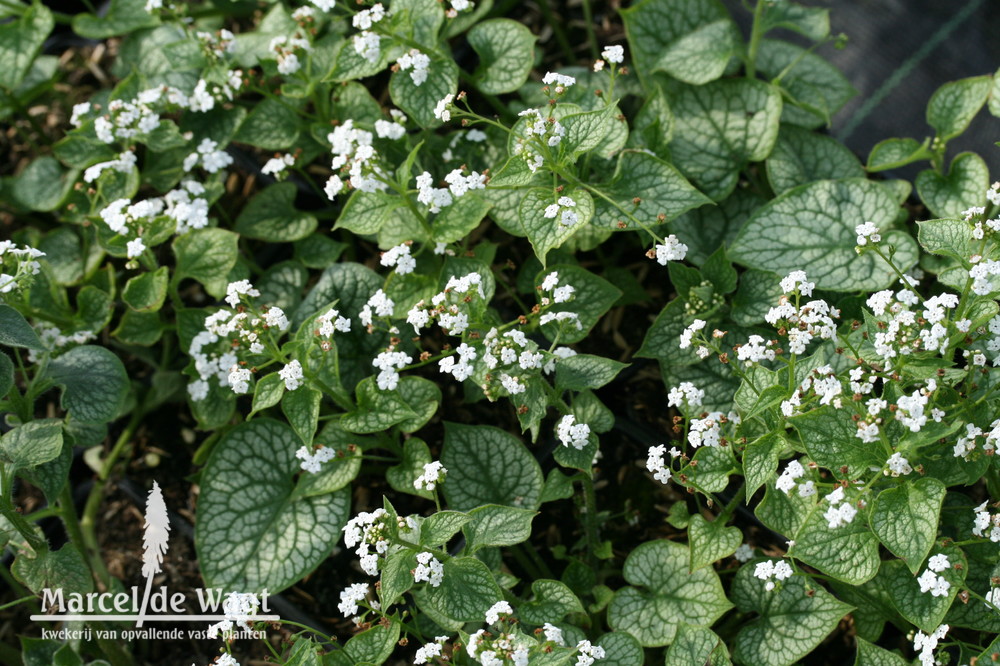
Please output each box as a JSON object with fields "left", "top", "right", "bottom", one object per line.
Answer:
{"left": 2, "top": 0, "right": 1000, "bottom": 664}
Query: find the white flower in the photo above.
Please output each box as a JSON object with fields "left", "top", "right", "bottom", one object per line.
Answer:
{"left": 601, "top": 45, "right": 624, "bottom": 63}
{"left": 296, "top": 445, "right": 335, "bottom": 473}
{"left": 338, "top": 583, "right": 368, "bottom": 617}
{"left": 353, "top": 30, "right": 381, "bottom": 63}
{"left": 396, "top": 49, "right": 431, "bottom": 86}
{"left": 228, "top": 366, "right": 251, "bottom": 394}
{"left": 927, "top": 554, "right": 950, "bottom": 572}
{"left": 543, "top": 622, "right": 564, "bottom": 645}
{"left": 855, "top": 221, "right": 881, "bottom": 246}
{"left": 262, "top": 153, "right": 295, "bottom": 176}
{"left": 279, "top": 360, "right": 304, "bottom": 390}
{"left": 485, "top": 600, "right": 512, "bottom": 625}
{"left": 654, "top": 235, "right": 687, "bottom": 264}
{"left": 775, "top": 460, "right": 805, "bottom": 494}
{"left": 667, "top": 382, "right": 704, "bottom": 410}
{"left": 734, "top": 544, "right": 754, "bottom": 562}
{"left": 542, "top": 72, "right": 576, "bottom": 89}
{"left": 126, "top": 238, "right": 146, "bottom": 259}
{"left": 380, "top": 243, "right": 416, "bottom": 275}
{"left": 575, "top": 640, "right": 606, "bottom": 666}
{"left": 434, "top": 94, "right": 454, "bottom": 122}
{"left": 414, "top": 551, "right": 444, "bottom": 587}
{"left": 263, "top": 306, "right": 290, "bottom": 331}
{"left": 414, "top": 638, "right": 447, "bottom": 664}
{"left": 886, "top": 452, "right": 911, "bottom": 477}
{"left": 414, "top": 461, "right": 447, "bottom": 491}
{"left": 779, "top": 270, "right": 814, "bottom": 296}
{"left": 557, "top": 415, "right": 591, "bottom": 450}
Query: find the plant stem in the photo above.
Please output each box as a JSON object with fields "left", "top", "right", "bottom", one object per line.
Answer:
{"left": 745, "top": 0, "right": 767, "bottom": 79}
{"left": 579, "top": 474, "right": 600, "bottom": 570}
{"left": 580, "top": 0, "right": 599, "bottom": 61}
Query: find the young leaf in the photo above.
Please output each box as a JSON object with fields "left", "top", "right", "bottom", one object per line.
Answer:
{"left": 463, "top": 504, "right": 536, "bottom": 550}
{"left": 519, "top": 579, "right": 585, "bottom": 625}
{"left": 688, "top": 514, "right": 741, "bottom": 571}
{"left": 866, "top": 137, "right": 931, "bottom": 172}
{"left": 196, "top": 419, "right": 351, "bottom": 593}
{"left": 122, "top": 267, "right": 169, "bottom": 312}
{"left": 915, "top": 151, "right": 989, "bottom": 219}
{"left": 516, "top": 187, "right": 595, "bottom": 265}
{"left": 554, "top": 354, "right": 628, "bottom": 392}
{"left": 926, "top": 75, "right": 992, "bottom": 141}
{"left": 172, "top": 228, "right": 239, "bottom": 300}
{"left": 607, "top": 540, "right": 732, "bottom": 646}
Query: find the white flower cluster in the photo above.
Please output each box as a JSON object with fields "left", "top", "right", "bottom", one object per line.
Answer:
{"left": 895, "top": 382, "right": 942, "bottom": 433}
{"left": 866, "top": 286, "right": 959, "bottom": 360}
{"left": 775, "top": 460, "right": 810, "bottom": 496}
{"left": 196, "top": 28, "right": 237, "bottom": 57}
{"left": 206, "top": 592, "right": 259, "bottom": 639}
{"left": 343, "top": 508, "right": 390, "bottom": 576}
{"left": 414, "top": 461, "right": 447, "bottom": 491}
{"left": 602, "top": 44, "right": 624, "bottom": 64}
{"left": 823, "top": 486, "right": 858, "bottom": 529}
{"left": 556, "top": 415, "right": 591, "bottom": 450}
{"left": 541, "top": 71, "right": 576, "bottom": 94}
{"left": 574, "top": 640, "right": 606, "bottom": 666}
{"left": 28, "top": 325, "right": 95, "bottom": 362}
{"left": 269, "top": 35, "right": 310, "bottom": 75}
{"left": 646, "top": 444, "right": 677, "bottom": 484}
{"left": 295, "top": 445, "right": 336, "bottom": 473}
{"left": 338, "top": 582, "right": 368, "bottom": 618}
{"left": 434, "top": 93, "right": 454, "bottom": 122}
{"left": 414, "top": 551, "right": 444, "bottom": 587}
{"left": 380, "top": 243, "right": 416, "bottom": 275}
{"left": 261, "top": 153, "right": 295, "bottom": 177}
{"left": 396, "top": 49, "right": 430, "bottom": 86}
{"left": 186, "top": 281, "right": 291, "bottom": 400}
{"left": 83, "top": 149, "right": 137, "bottom": 183}
{"left": 439, "top": 343, "right": 478, "bottom": 382}
{"left": 514, "top": 107, "right": 566, "bottom": 172}
{"left": 885, "top": 452, "right": 912, "bottom": 476}
{"left": 916, "top": 554, "right": 952, "bottom": 598}
{"left": 653, "top": 235, "right": 688, "bottom": 265}
{"left": 538, "top": 273, "right": 582, "bottom": 329}
{"left": 854, "top": 221, "right": 881, "bottom": 246}
{"left": 407, "top": 272, "right": 485, "bottom": 334}
{"left": 183, "top": 138, "right": 233, "bottom": 173}
{"left": 325, "top": 120, "right": 390, "bottom": 200}
{"left": 373, "top": 349, "right": 412, "bottom": 391}
{"left": 543, "top": 195, "right": 579, "bottom": 227}
{"left": 375, "top": 109, "right": 408, "bottom": 140}
{"left": 352, "top": 3, "right": 385, "bottom": 62}
{"left": 766, "top": 276, "right": 839, "bottom": 356}
{"left": 278, "top": 359, "right": 304, "bottom": 390}
{"left": 667, "top": 381, "right": 704, "bottom": 411}
{"left": 415, "top": 167, "right": 487, "bottom": 213}
{"left": 314, "top": 307, "right": 351, "bottom": 340}
{"left": 482, "top": 328, "right": 542, "bottom": 397}
{"left": 688, "top": 411, "right": 737, "bottom": 449}
{"left": 736, "top": 334, "right": 776, "bottom": 366}
{"left": 753, "top": 559, "right": 793, "bottom": 591}
{"left": 0, "top": 241, "right": 44, "bottom": 294}
{"left": 973, "top": 501, "right": 1000, "bottom": 542}
{"left": 969, "top": 257, "right": 1000, "bottom": 296}
{"left": 542, "top": 623, "right": 563, "bottom": 645}
{"left": 414, "top": 636, "right": 450, "bottom": 664}
{"left": 100, "top": 197, "right": 161, "bottom": 258}
{"left": 678, "top": 319, "right": 710, "bottom": 359}
{"left": 913, "top": 624, "right": 948, "bottom": 666}
{"left": 360, "top": 289, "right": 395, "bottom": 328}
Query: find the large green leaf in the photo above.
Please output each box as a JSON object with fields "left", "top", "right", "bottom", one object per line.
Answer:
{"left": 335, "top": 190, "right": 400, "bottom": 236}
{"left": 755, "top": 39, "right": 855, "bottom": 129}
{"left": 0, "top": 1, "right": 54, "bottom": 91}
{"left": 789, "top": 405, "right": 883, "bottom": 476}
{"left": 731, "top": 561, "right": 853, "bottom": 666}
{"left": 516, "top": 188, "right": 595, "bottom": 265}
{"left": 730, "top": 179, "right": 917, "bottom": 291}
{"left": 607, "top": 540, "right": 731, "bottom": 647}
{"left": 12, "top": 544, "right": 92, "bottom": 597}
{"left": 10, "top": 157, "right": 70, "bottom": 212}
{"left": 688, "top": 514, "right": 741, "bottom": 571}
{"left": 122, "top": 267, "right": 169, "bottom": 312}
{"left": 46, "top": 346, "right": 128, "bottom": 424}
{"left": 235, "top": 182, "right": 317, "bottom": 242}
{"left": 467, "top": 18, "right": 535, "bottom": 94}
{"left": 463, "top": 504, "right": 536, "bottom": 551}
{"left": 622, "top": 0, "right": 739, "bottom": 85}
{"left": 73, "top": 0, "right": 157, "bottom": 39}
{"left": 196, "top": 419, "right": 351, "bottom": 592}
{"left": 759, "top": 1, "right": 829, "bottom": 41}
{"left": 668, "top": 79, "right": 783, "bottom": 201}
{"left": 233, "top": 98, "right": 302, "bottom": 150}
{"left": 554, "top": 354, "right": 627, "bottom": 392}
{"left": 520, "top": 579, "right": 584, "bottom": 625}
{"left": 417, "top": 556, "right": 502, "bottom": 624}
{"left": 877, "top": 545, "right": 966, "bottom": 633}
{"left": 854, "top": 638, "right": 910, "bottom": 666}
{"left": 0, "top": 305, "right": 44, "bottom": 350}
{"left": 592, "top": 150, "right": 711, "bottom": 230}
{"left": 915, "top": 151, "right": 988, "bottom": 219}
{"left": 926, "top": 75, "right": 992, "bottom": 141}
{"left": 869, "top": 478, "right": 945, "bottom": 574}
{"left": 766, "top": 124, "right": 864, "bottom": 194}
{"left": 172, "top": 228, "right": 239, "bottom": 300}
{"left": 791, "top": 501, "right": 880, "bottom": 585}
{"left": 440, "top": 422, "right": 543, "bottom": 511}
{"left": 665, "top": 624, "right": 731, "bottom": 666}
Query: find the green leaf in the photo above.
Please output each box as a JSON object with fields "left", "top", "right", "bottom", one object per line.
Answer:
{"left": 607, "top": 540, "right": 731, "bottom": 647}
{"left": 560, "top": 105, "right": 616, "bottom": 158}
{"left": 592, "top": 150, "right": 711, "bottom": 230}
{"left": 10, "top": 156, "right": 70, "bottom": 212}
{"left": 12, "top": 544, "right": 92, "bottom": 597}
{"left": 517, "top": 188, "right": 595, "bottom": 265}
{"left": 926, "top": 75, "right": 992, "bottom": 141}
{"left": 869, "top": 478, "right": 945, "bottom": 574}
{"left": 418, "top": 556, "right": 502, "bottom": 623}
{"left": 915, "top": 151, "right": 989, "bottom": 219}
{"left": 688, "top": 514, "right": 741, "bottom": 571}
{"left": 122, "top": 267, "right": 168, "bottom": 312}
{"left": 235, "top": 182, "right": 318, "bottom": 242}
{"left": 520, "top": 579, "right": 585, "bottom": 625}
{"left": 866, "top": 137, "right": 931, "bottom": 172}
{"left": 594, "top": 631, "right": 646, "bottom": 666}
{"left": 0, "top": 304, "right": 44, "bottom": 350}
{"left": 854, "top": 637, "right": 910, "bottom": 666}
{"left": 420, "top": 511, "right": 470, "bottom": 547}
{"left": 756, "top": 38, "right": 855, "bottom": 129}
{"left": 766, "top": 124, "right": 864, "bottom": 194}
{"left": 335, "top": 190, "right": 400, "bottom": 236}
{"left": 46, "top": 346, "right": 128, "bottom": 424}
{"left": 172, "top": 228, "right": 239, "bottom": 300}
{"left": 791, "top": 501, "right": 880, "bottom": 585}
{"left": 295, "top": 423, "right": 363, "bottom": 498}
{"left": 0, "top": 351, "right": 12, "bottom": 398}
{"left": 0, "top": 2, "right": 54, "bottom": 91}
{"left": 250, "top": 372, "right": 285, "bottom": 417}
{"left": 196, "top": 419, "right": 351, "bottom": 593}
{"left": 440, "top": 422, "right": 543, "bottom": 511}
{"left": 282, "top": 386, "right": 320, "bottom": 446}
{"left": 622, "top": 0, "right": 739, "bottom": 85}
{"left": 537, "top": 264, "right": 622, "bottom": 344}
{"left": 555, "top": 354, "right": 627, "bottom": 392}
{"left": 0, "top": 419, "right": 63, "bottom": 471}
{"left": 731, "top": 560, "right": 853, "bottom": 666}
{"left": 742, "top": 434, "right": 781, "bottom": 499}
{"left": 112, "top": 309, "right": 163, "bottom": 346}
{"left": 789, "top": 405, "right": 883, "bottom": 476}
{"left": 340, "top": 620, "right": 401, "bottom": 665}
{"left": 434, "top": 192, "right": 492, "bottom": 244}
{"left": 665, "top": 624, "right": 731, "bottom": 666}
{"left": 233, "top": 98, "right": 302, "bottom": 150}
{"left": 880, "top": 547, "right": 967, "bottom": 633}
{"left": 730, "top": 179, "right": 917, "bottom": 292}
{"left": 389, "top": 54, "right": 458, "bottom": 128}
{"left": 463, "top": 504, "right": 536, "bottom": 551}
{"left": 73, "top": 0, "right": 157, "bottom": 39}
{"left": 917, "top": 218, "right": 972, "bottom": 261}
{"left": 467, "top": 18, "right": 535, "bottom": 94}
{"left": 341, "top": 376, "right": 439, "bottom": 434}
{"left": 760, "top": 1, "right": 829, "bottom": 40}
{"left": 668, "top": 79, "right": 783, "bottom": 200}
{"left": 673, "top": 188, "right": 764, "bottom": 266}
{"left": 19, "top": 437, "right": 71, "bottom": 503}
